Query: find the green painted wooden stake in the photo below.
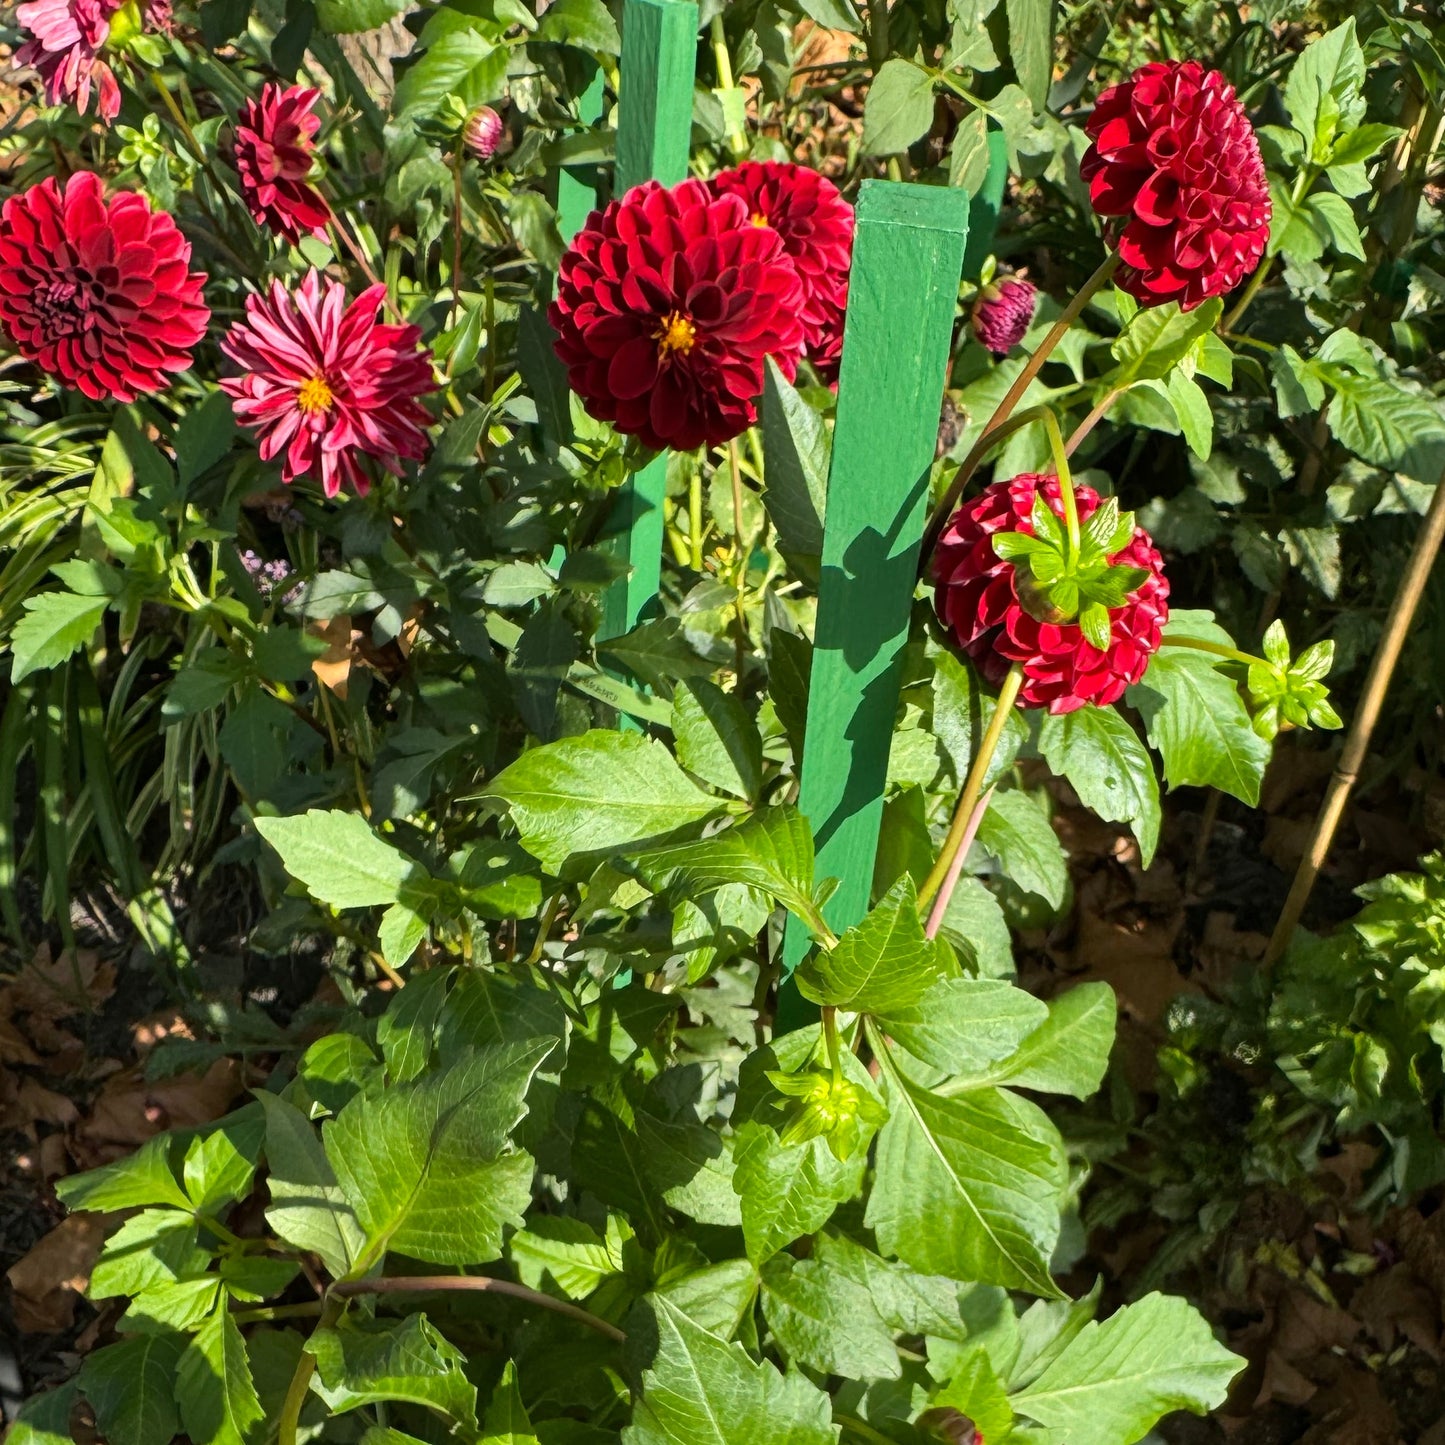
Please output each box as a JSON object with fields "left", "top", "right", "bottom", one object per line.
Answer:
{"left": 556, "top": 69, "right": 607, "bottom": 247}
{"left": 778, "top": 181, "right": 971, "bottom": 1023}
{"left": 961, "top": 125, "right": 1008, "bottom": 280}
{"left": 598, "top": 0, "right": 697, "bottom": 645}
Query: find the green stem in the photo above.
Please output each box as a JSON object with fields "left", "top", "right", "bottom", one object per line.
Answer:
{"left": 922, "top": 252, "right": 1121, "bottom": 561}
{"left": 821, "top": 1005, "right": 843, "bottom": 1086}
{"left": 1160, "top": 634, "right": 1261, "bottom": 669}
{"left": 917, "top": 664, "right": 1025, "bottom": 912}
{"left": 728, "top": 437, "right": 748, "bottom": 680}
{"left": 277, "top": 1295, "right": 345, "bottom": 1445}
{"left": 689, "top": 466, "right": 704, "bottom": 571}
{"left": 710, "top": 15, "right": 747, "bottom": 158}
{"left": 1040, "top": 409, "right": 1079, "bottom": 553}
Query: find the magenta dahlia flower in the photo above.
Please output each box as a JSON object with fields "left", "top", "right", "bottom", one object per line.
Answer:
{"left": 549, "top": 178, "right": 805, "bottom": 452}
{"left": 933, "top": 473, "right": 1170, "bottom": 713}
{"left": 0, "top": 171, "right": 208, "bottom": 401}
{"left": 233, "top": 83, "right": 333, "bottom": 245}
{"left": 1081, "top": 60, "right": 1270, "bottom": 310}
{"left": 220, "top": 270, "right": 435, "bottom": 499}
{"left": 707, "top": 161, "right": 854, "bottom": 380}
{"left": 463, "top": 104, "right": 504, "bottom": 161}
{"left": 972, "top": 278, "right": 1037, "bottom": 356}
{"left": 15, "top": 0, "right": 169, "bottom": 123}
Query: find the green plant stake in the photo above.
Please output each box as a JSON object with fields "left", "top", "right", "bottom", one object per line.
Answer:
{"left": 598, "top": 0, "right": 698, "bottom": 648}
{"left": 961, "top": 124, "right": 1008, "bottom": 280}
{"left": 778, "top": 181, "right": 970, "bottom": 1024}
{"left": 556, "top": 69, "right": 607, "bottom": 246}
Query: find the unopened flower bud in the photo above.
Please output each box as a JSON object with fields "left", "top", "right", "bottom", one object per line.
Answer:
{"left": 463, "top": 104, "right": 503, "bottom": 161}
{"left": 971, "top": 277, "right": 1037, "bottom": 357}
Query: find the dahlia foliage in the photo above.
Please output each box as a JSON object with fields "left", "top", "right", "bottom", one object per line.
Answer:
{"left": 1081, "top": 59, "right": 1271, "bottom": 310}
{"left": 933, "top": 473, "right": 1170, "bottom": 713}
{"left": 233, "top": 83, "right": 333, "bottom": 245}
{"left": 0, "top": 171, "right": 208, "bottom": 402}
{"left": 219, "top": 270, "right": 435, "bottom": 499}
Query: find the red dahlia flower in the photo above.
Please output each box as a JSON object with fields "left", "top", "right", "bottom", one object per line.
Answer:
{"left": 1080, "top": 60, "right": 1270, "bottom": 310}
{"left": 220, "top": 270, "right": 435, "bottom": 499}
{"left": 15, "top": 0, "right": 168, "bottom": 123}
{"left": 234, "top": 83, "right": 333, "bottom": 245}
{"left": 0, "top": 171, "right": 208, "bottom": 401}
{"left": 971, "top": 277, "right": 1037, "bottom": 356}
{"left": 708, "top": 161, "right": 853, "bottom": 380}
{"left": 933, "top": 473, "right": 1169, "bottom": 714}
{"left": 549, "top": 178, "right": 805, "bottom": 452}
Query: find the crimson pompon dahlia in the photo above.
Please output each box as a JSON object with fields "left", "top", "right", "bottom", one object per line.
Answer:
{"left": 708, "top": 161, "right": 853, "bottom": 380}
{"left": 233, "top": 83, "right": 333, "bottom": 245}
{"left": 971, "top": 277, "right": 1037, "bottom": 357}
{"left": 933, "top": 473, "right": 1169, "bottom": 713}
{"left": 549, "top": 178, "right": 805, "bottom": 452}
{"left": 0, "top": 171, "right": 208, "bottom": 401}
{"left": 220, "top": 270, "right": 435, "bottom": 499}
{"left": 1080, "top": 59, "right": 1270, "bottom": 310}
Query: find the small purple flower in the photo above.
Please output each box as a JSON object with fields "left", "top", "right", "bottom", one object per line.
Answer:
{"left": 239, "top": 548, "right": 301, "bottom": 605}
{"left": 971, "top": 277, "right": 1037, "bottom": 357}
{"left": 463, "top": 104, "right": 503, "bottom": 161}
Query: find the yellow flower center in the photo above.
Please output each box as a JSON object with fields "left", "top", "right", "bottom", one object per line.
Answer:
{"left": 654, "top": 311, "right": 696, "bottom": 359}
{"left": 750, "top": 211, "right": 769, "bottom": 227}
{"left": 297, "top": 374, "right": 334, "bottom": 413}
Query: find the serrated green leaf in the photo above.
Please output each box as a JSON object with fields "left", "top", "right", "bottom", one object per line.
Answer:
{"left": 80, "top": 1333, "right": 185, "bottom": 1445}
{"left": 1306, "top": 190, "right": 1365, "bottom": 260}
{"left": 969, "top": 982, "right": 1117, "bottom": 1098}
{"left": 509, "top": 1215, "right": 628, "bottom": 1298}
{"left": 975, "top": 790, "right": 1068, "bottom": 909}
{"left": 877, "top": 977, "right": 1047, "bottom": 1077}
{"left": 254, "top": 810, "right": 427, "bottom": 910}
{"left": 761, "top": 359, "right": 829, "bottom": 564}
{"left": 622, "top": 1296, "right": 836, "bottom": 1445}
{"left": 932, "top": 649, "right": 1027, "bottom": 792}
{"left": 1164, "top": 371, "right": 1213, "bottom": 460}
{"left": 11, "top": 591, "right": 109, "bottom": 681}
{"left": 940, "top": 876, "right": 1015, "bottom": 979}
{"left": 1109, "top": 300, "right": 1223, "bottom": 389}
{"left": 485, "top": 730, "right": 720, "bottom": 874}
{"left": 862, "top": 59, "right": 936, "bottom": 155}
{"left": 311, "top": 1315, "right": 479, "bottom": 1429}
{"left": 8, "top": 1383, "right": 78, "bottom": 1445}
{"left": 1038, "top": 707, "right": 1160, "bottom": 866}
{"left": 56, "top": 1134, "right": 193, "bottom": 1213}
{"left": 88, "top": 1209, "right": 210, "bottom": 1300}
{"left": 257, "top": 1092, "right": 364, "bottom": 1280}
{"left": 183, "top": 1107, "right": 265, "bottom": 1213}
{"left": 1129, "top": 651, "right": 1270, "bottom": 805}
{"left": 394, "top": 32, "right": 508, "bottom": 116}
{"left": 796, "top": 876, "right": 952, "bottom": 1012}
{"left": 481, "top": 1361, "right": 539, "bottom": 1444}
{"left": 1283, "top": 19, "right": 1365, "bottom": 159}
{"left": 1013, "top": 1293, "right": 1243, "bottom": 1441}
{"left": 534, "top": 0, "right": 619, "bottom": 52}
{"left": 672, "top": 678, "right": 764, "bottom": 802}
{"left": 761, "top": 1254, "right": 901, "bottom": 1380}
{"left": 177, "top": 1307, "right": 263, "bottom": 1445}
{"left": 324, "top": 1042, "right": 547, "bottom": 1265}
{"left": 1005, "top": 0, "right": 1053, "bottom": 110}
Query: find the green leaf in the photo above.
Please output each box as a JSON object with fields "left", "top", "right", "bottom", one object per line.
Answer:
{"left": 761, "top": 358, "right": 829, "bottom": 564}
{"left": 877, "top": 977, "right": 1047, "bottom": 1077}
{"left": 973, "top": 982, "right": 1116, "bottom": 1098}
{"left": 975, "top": 790, "right": 1068, "bottom": 909}
{"left": 795, "top": 876, "right": 952, "bottom": 1013}
{"left": 733, "top": 1119, "right": 864, "bottom": 1263}
{"left": 177, "top": 1307, "right": 264, "bottom": 1445}
{"left": 378, "top": 900, "right": 428, "bottom": 968}
{"left": 635, "top": 807, "right": 817, "bottom": 928}
{"left": 940, "top": 877, "right": 1015, "bottom": 979}
{"left": 481, "top": 1361, "right": 539, "bottom": 1444}
{"left": 1012, "top": 1293, "right": 1243, "bottom": 1441}
{"left": 932, "top": 649, "right": 1027, "bottom": 792}
{"left": 314, "top": 0, "right": 407, "bottom": 35}
{"left": 183, "top": 1107, "right": 265, "bottom": 1212}
{"left": 1164, "top": 371, "right": 1213, "bottom": 460}
{"left": 1325, "top": 121, "right": 1400, "bottom": 167}
{"left": 949, "top": 108, "right": 991, "bottom": 193}
{"left": 257, "top": 1092, "right": 365, "bottom": 1279}
{"left": 9, "top": 1384, "right": 77, "bottom": 1445}
{"left": 80, "top": 1333, "right": 185, "bottom": 1445}
{"left": 1283, "top": 19, "right": 1364, "bottom": 159}
{"left": 311, "top": 1315, "right": 479, "bottom": 1429}
{"left": 1038, "top": 707, "right": 1161, "bottom": 866}
{"left": 89, "top": 1209, "right": 210, "bottom": 1299}
{"left": 254, "top": 809, "right": 427, "bottom": 909}
{"left": 486, "top": 730, "right": 720, "bottom": 873}
{"left": 1270, "top": 345, "right": 1326, "bottom": 418}
{"left": 1305, "top": 190, "right": 1365, "bottom": 260}
{"left": 1129, "top": 651, "right": 1270, "bottom": 805}
{"left": 622, "top": 1295, "right": 836, "bottom": 1445}
{"left": 1109, "top": 300, "right": 1223, "bottom": 388}
{"left": 793, "top": 0, "right": 859, "bottom": 32}
{"left": 672, "top": 679, "right": 763, "bottom": 802}
{"left": 862, "top": 59, "right": 937, "bottom": 155}
{"left": 509, "top": 1215, "right": 627, "bottom": 1298}
{"left": 174, "top": 391, "right": 238, "bottom": 485}
{"left": 394, "top": 32, "right": 508, "bottom": 116}
{"left": 11, "top": 591, "right": 109, "bottom": 681}
{"left": 930, "top": 1346, "right": 1014, "bottom": 1442}
{"left": 56, "top": 1135, "right": 193, "bottom": 1213}
{"left": 760, "top": 1254, "right": 901, "bottom": 1380}
{"left": 866, "top": 1058, "right": 1065, "bottom": 1295}
{"left": 1317, "top": 365, "right": 1445, "bottom": 482}
{"left": 534, "top": 0, "right": 619, "bottom": 52}
{"left": 1005, "top": 0, "right": 1053, "bottom": 110}
{"left": 376, "top": 966, "right": 450, "bottom": 1084}
{"left": 597, "top": 617, "right": 715, "bottom": 693}
{"left": 324, "top": 1042, "right": 548, "bottom": 1265}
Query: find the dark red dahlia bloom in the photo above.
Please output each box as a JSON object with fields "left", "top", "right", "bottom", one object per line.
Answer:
{"left": 971, "top": 278, "right": 1036, "bottom": 356}
{"left": 549, "top": 178, "right": 806, "bottom": 452}
{"left": 0, "top": 171, "right": 208, "bottom": 401}
{"left": 933, "top": 473, "right": 1169, "bottom": 714}
{"left": 708, "top": 161, "right": 853, "bottom": 380}
{"left": 233, "top": 83, "right": 333, "bottom": 245}
{"left": 1080, "top": 60, "right": 1270, "bottom": 310}
{"left": 220, "top": 270, "right": 435, "bottom": 499}
{"left": 463, "top": 104, "right": 503, "bottom": 161}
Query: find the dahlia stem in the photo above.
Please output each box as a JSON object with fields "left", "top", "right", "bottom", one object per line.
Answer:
{"left": 917, "top": 665, "right": 1024, "bottom": 913}
{"left": 689, "top": 467, "right": 705, "bottom": 570}
{"left": 921, "top": 252, "right": 1120, "bottom": 561}
{"left": 1159, "top": 634, "right": 1262, "bottom": 669}
{"left": 449, "top": 150, "right": 465, "bottom": 333}
{"left": 1040, "top": 408, "right": 1079, "bottom": 553}
{"left": 924, "top": 786, "right": 993, "bottom": 940}
{"left": 822, "top": 1005, "right": 844, "bottom": 1087}
{"left": 1064, "top": 387, "right": 1123, "bottom": 457}
{"left": 728, "top": 437, "right": 749, "bottom": 679}
{"left": 710, "top": 15, "right": 748, "bottom": 159}
{"left": 1262, "top": 460, "right": 1445, "bottom": 970}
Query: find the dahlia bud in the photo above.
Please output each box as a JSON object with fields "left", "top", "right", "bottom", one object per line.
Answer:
{"left": 971, "top": 277, "right": 1037, "bottom": 357}
{"left": 767, "top": 1066, "right": 887, "bottom": 1162}
{"left": 463, "top": 104, "right": 503, "bottom": 161}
